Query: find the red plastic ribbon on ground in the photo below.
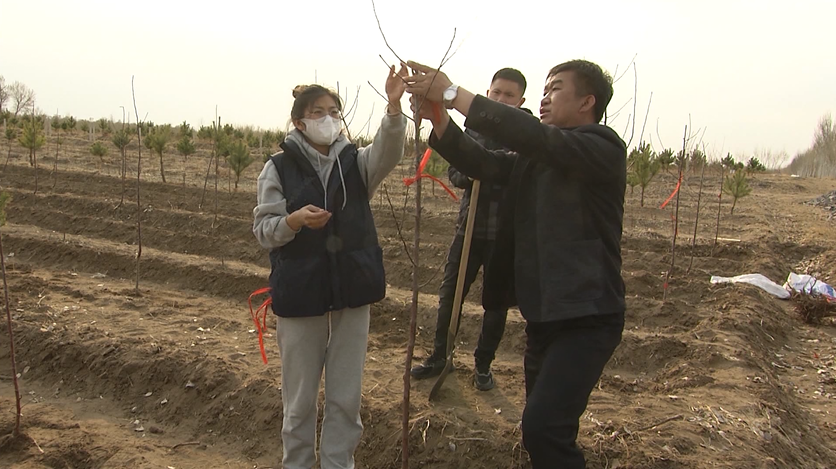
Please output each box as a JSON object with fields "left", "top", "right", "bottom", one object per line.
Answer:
{"left": 248, "top": 287, "right": 272, "bottom": 364}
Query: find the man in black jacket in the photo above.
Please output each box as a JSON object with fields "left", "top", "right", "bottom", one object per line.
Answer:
{"left": 411, "top": 68, "right": 531, "bottom": 392}
{"left": 405, "top": 59, "right": 626, "bottom": 469}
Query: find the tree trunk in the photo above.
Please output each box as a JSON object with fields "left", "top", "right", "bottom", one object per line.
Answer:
{"left": 33, "top": 149, "right": 38, "bottom": 195}
{"left": 52, "top": 132, "right": 59, "bottom": 190}
{"left": 119, "top": 148, "right": 127, "bottom": 207}
{"left": 687, "top": 160, "right": 708, "bottom": 273}
{"left": 730, "top": 197, "right": 737, "bottom": 215}
{"left": 402, "top": 105, "right": 422, "bottom": 469}
{"left": 159, "top": 151, "right": 166, "bottom": 183}
{"left": 640, "top": 186, "right": 645, "bottom": 207}
{"left": 183, "top": 155, "right": 187, "bottom": 189}
{"left": 4, "top": 146, "right": 11, "bottom": 172}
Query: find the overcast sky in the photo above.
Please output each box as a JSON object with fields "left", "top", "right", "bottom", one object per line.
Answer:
{"left": 2, "top": 0, "right": 834, "bottom": 164}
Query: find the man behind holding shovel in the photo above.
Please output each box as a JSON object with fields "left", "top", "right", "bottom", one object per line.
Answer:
{"left": 410, "top": 67, "right": 532, "bottom": 391}
{"left": 404, "top": 59, "right": 626, "bottom": 469}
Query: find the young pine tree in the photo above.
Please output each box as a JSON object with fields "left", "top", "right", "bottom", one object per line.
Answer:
{"left": 225, "top": 139, "right": 253, "bottom": 191}
{"left": 18, "top": 117, "right": 45, "bottom": 168}
{"left": 176, "top": 134, "right": 196, "bottom": 188}
{"left": 145, "top": 126, "right": 172, "bottom": 183}
{"left": 746, "top": 157, "right": 766, "bottom": 175}
{"left": 91, "top": 141, "right": 108, "bottom": 173}
{"left": 722, "top": 169, "right": 752, "bottom": 215}
{"left": 720, "top": 153, "right": 736, "bottom": 171}
{"left": 628, "top": 143, "right": 660, "bottom": 207}
{"left": 112, "top": 128, "right": 132, "bottom": 205}
{"left": 19, "top": 116, "right": 45, "bottom": 194}
{"left": 656, "top": 148, "right": 675, "bottom": 173}
{"left": 3, "top": 126, "right": 16, "bottom": 171}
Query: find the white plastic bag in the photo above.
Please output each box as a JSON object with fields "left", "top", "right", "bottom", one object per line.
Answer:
{"left": 709, "top": 273, "right": 791, "bottom": 299}
{"left": 783, "top": 273, "right": 836, "bottom": 299}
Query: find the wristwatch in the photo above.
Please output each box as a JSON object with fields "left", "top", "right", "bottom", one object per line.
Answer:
{"left": 442, "top": 84, "right": 459, "bottom": 109}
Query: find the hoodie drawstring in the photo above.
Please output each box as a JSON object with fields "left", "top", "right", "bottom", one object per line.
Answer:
{"left": 315, "top": 150, "right": 347, "bottom": 211}
{"left": 335, "top": 154, "right": 347, "bottom": 210}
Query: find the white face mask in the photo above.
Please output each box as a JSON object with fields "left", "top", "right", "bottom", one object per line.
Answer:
{"left": 299, "top": 115, "right": 342, "bottom": 146}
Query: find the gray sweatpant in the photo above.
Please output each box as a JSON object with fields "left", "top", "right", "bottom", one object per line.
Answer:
{"left": 276, "top": 305, "right": 370, "bottom": 469}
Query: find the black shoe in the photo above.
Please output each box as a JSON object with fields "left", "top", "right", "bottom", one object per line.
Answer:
{"left": 474, "top": 366, "right": 495, "bottom": 391}
{"left": 411, "top": 354, "right": 449, "bottom": 380}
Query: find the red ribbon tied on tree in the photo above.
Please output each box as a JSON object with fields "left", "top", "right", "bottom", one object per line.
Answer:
{"left": 402, "top": 102, "right": 458, "bottom": 201}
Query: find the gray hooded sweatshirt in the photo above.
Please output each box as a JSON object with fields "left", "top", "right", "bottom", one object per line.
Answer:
{"left": 253, "top": 112, "right": 406, "bottom": 249}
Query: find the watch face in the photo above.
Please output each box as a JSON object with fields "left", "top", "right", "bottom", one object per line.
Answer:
{"left": 444, "top": 88, "right": 456, "bottom": 101}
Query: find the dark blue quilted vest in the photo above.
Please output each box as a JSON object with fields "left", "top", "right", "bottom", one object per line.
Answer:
{"left": 268, "top": 140, "right": 386, "bottom": 317}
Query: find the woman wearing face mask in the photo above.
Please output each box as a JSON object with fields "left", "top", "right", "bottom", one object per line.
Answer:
{"left": 252, "top": 64, "right": 407, "bottom": 469}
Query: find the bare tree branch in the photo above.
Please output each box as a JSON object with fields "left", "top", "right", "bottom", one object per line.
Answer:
{"left": 367, "top": 81, "right": 415, "bottom": 123}
{"left": 638, "top": 91, "right": 653, "bottom": 145}
{"left": 9, "top": 82, "right": 35, "bottom": 118}
{"left": 382, "top": 183, "right": 415, "bottom": 267}
{"left": 625, "top": 63, "right": 639, "bottom": 148}
{"left": 613, "top": 53, "right": 637, "bottom": 84}
{"left": 607, "top": 97, "right": 633, "bottom": 123}
{"left": 655, "top": 117, "right": 666, "bottom": 149}
{"left": 370, "top": 0, "right": 407, "bottom": 65}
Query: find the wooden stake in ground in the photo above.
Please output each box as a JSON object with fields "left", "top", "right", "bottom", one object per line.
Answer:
{"left": 429, "top": 179, "right": 481, "bottom": 401}
{"left": 0, "top": 191, "right": 22, "bottom": 437}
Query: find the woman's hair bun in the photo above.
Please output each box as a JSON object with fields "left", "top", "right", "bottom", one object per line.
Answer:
{"left": 292, "top": 85, "right": 310, "bottom": 99}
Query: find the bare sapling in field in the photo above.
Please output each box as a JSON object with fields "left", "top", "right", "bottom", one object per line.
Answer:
{"left": 213, "top": 118, "right": 221, "bottom": 226}
{"left": 199, "top": 109, "right": 220, "bottom": 211}
{"left": 663, "top": 126, "right": 688, "bottom": 301}
{"left": 50, "top": 115, "right": 62, "bottom": 189}
{"left": 131, "top": 76, "right": 143, "bottom": 292}
{"left": 713, "top": 154, "right": 737, "bottom": 254}
{"left": 0, "top": 191, "right": 22, "bottom": 437}
{"left": 370, "top": 1, "right": 464, "bottom": 465}
{"left": 687, "top": 143, "right": 709, "bottom": 274}
{"left": 112, "top": 113, "right": 132, "bottom": 208}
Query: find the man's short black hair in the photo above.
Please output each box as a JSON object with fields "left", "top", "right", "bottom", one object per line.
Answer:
{"left": 548, "top": 60, "right": 613, "bottom": 123}
{"left": 492, "top": 68, "right": 527, "bottom": 94}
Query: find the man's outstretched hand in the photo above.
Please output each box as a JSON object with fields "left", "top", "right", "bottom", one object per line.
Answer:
{"left": 404, "top": 61, "right": 452, "bottom": 103}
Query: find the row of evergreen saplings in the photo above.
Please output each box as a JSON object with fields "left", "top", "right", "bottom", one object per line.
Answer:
{"left": 627, "top": 142, "right": 764, "bottom": 213}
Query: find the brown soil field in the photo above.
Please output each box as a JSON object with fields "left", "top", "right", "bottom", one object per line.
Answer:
{"left": 1, "top": 132, "right": 836, "bottom": 468}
